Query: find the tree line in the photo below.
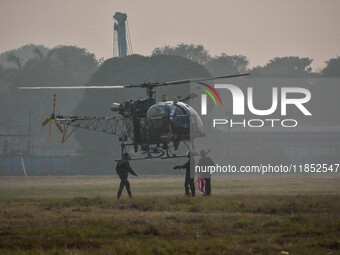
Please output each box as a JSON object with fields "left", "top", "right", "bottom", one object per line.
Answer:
{"left": 0, "top": 45, "right": 99, "bottom": 156}
{"left": 152, "top": 43, "right": 340, "bottom": 77}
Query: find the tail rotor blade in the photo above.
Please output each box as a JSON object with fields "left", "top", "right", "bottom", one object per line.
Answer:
{"left": 42, "top": 117, "right": 51, "bottom": 126}
{"left": 53, "top": 94, "right": 56, "bottom": 113}
{"left": 55, "top": 120, "right": 63, "bottom": 133}
{"left": 42, "top": 94, "right": 57, "bottom": 126}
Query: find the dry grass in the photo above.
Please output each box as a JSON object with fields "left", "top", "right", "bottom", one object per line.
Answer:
{"left": 0, "top": 176, "right": 339, "bottom": 254}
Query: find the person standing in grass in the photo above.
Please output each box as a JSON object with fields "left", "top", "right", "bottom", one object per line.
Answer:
{"left": 116, "top": 152, "right": 137, "bottom": 198}
{"left": 173, "top": 151, "right": 196, "bottom": 197}
{"left": 198, "top": 150, "right": 214, "bottom": 196}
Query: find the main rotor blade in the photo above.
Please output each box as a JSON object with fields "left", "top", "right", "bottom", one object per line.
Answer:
{"left": 164, "top": 73, "right": 250, "bottom": 86}
{"left": 17, "top": 73, "right": 250, "bottom": 90}
{"left": 17, "top": 85, "right": 125, "bottom": 90}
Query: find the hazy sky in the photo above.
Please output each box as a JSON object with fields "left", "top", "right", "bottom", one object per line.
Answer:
{"left": 0, "top": 0, "right": 339, "bottom": 70}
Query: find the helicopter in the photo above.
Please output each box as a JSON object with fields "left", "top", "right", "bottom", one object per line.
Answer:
{"left": 17, "top": 73, "right": 249, "bottom": 160}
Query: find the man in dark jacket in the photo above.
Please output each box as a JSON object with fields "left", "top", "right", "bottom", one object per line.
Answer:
{"left": 174, "top": 151, "right": 195, "bottom": 197}
{"left": 116, "top": 152, "right": 137, "bottom": 198}
{"left": 198, "top": 150, "right": 214, "bottom": 196}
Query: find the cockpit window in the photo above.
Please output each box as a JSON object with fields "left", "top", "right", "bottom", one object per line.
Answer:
{"left": 169, "top": 105, "right": 186, "bottom": 116}
{"left": 148, "top": 104, "right": 168, "bottom": 118}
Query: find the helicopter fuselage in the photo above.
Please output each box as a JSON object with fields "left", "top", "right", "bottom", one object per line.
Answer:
{"left": 112, "top": 98, "right": 204, "bottom": 152}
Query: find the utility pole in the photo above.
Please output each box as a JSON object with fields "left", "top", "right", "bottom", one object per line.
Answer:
{"left": 27, "top": 110, "right": 32, "bottom": 155}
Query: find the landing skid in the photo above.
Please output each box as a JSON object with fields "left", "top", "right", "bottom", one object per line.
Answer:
{"left": 118, "top": 141, "right": 195, "bottom": 161}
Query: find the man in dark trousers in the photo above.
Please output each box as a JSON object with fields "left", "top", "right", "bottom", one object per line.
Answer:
{"left": 198, "top": 150, "right": 214, "bottom": 196}
{"left": 116, "top": 152, "right": 137, "bottom": 198}
{"left": 173, "top": 151, "right": 195, "bottom": 197}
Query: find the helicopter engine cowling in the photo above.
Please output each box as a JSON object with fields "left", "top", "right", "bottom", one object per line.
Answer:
{"left": 111, "top": 103, "right": 120, "bottom": 112}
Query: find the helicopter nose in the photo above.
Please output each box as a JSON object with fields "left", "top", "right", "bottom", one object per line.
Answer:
{"left": 171, "top": 115, "right": 190, "bottom": 133}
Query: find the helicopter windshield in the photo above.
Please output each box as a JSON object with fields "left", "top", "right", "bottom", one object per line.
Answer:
{"left": 147, "top": 102, "right": 203, "bottom": 141}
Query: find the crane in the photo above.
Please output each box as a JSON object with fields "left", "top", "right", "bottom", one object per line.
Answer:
{"left": 113, "top": 12, "right": 133, "bottom": 58}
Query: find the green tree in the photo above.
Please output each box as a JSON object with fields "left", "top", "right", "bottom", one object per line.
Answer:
{"left": 321, "top": 56, "right": 340, "bottom": 77}
{"left": 204, "top": 54, "right": 249, "bottom": 76}
{"left": 250, "top": 57, "right": 313, "bottom": 77}
{"left": 152, "top": 43, "right": 211, "bottom": 65}
{"left": 7, "top": 53, "right": 22, "bottom": 69}
{"left": 0, "top": 45, "right": 99, "bottom": 155}
{"left": 33, "top": 47, "right": 44, "bottom": 59}
{"left": 0, "top": 44, "right": 49, "bottom": 69}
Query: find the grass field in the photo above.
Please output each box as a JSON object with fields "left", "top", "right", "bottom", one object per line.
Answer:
{"left": 0, "top": 176, "right": 339, "bottom": 254}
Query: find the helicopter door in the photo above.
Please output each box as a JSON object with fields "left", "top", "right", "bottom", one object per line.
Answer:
{"left": 147, "top": 104, "right": 171, "bottom": 141}
{"left": 139, "top": 117, "right": 148, "bottom": 143}
{"left": 133, "top": 117, "right": 149, "bottom": 143}
{"left": 133, "top": 117, "right": 141, "bottom": 143}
